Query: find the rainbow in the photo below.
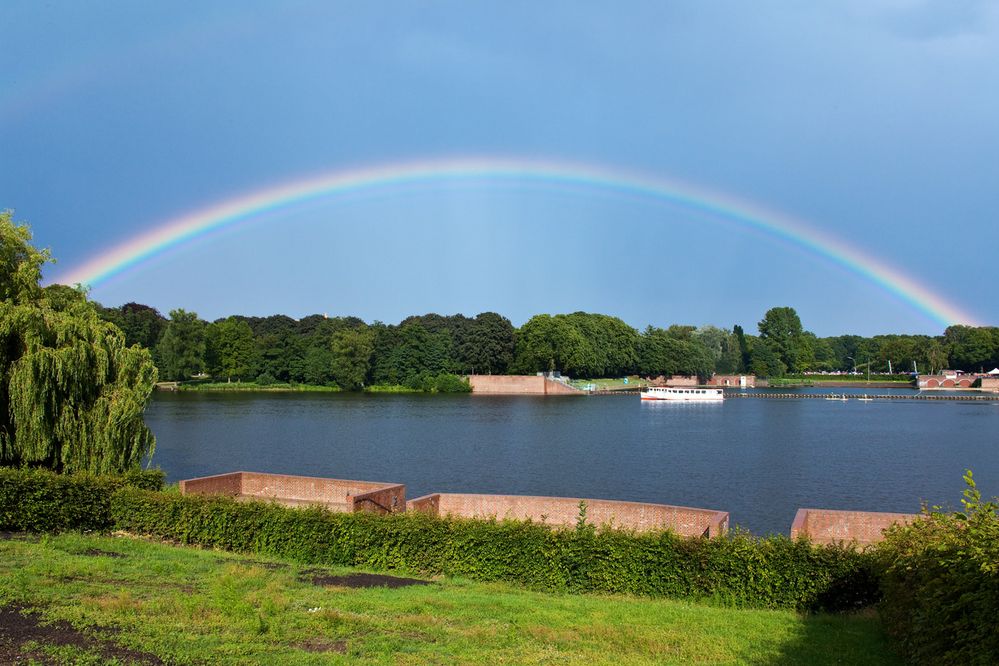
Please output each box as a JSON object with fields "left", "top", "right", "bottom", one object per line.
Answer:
{"left": 54, "top": 157, "right": 980, "bottom": 327}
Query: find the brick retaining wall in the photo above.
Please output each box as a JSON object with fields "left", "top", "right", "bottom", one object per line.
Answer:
{"left": 790, "top": 508, "right": 919, "bottom": 545}
{"left": 179, "top": 471, "right": 405, "bottom": 514}
{"left": 408, "top": 492, "right": 728, "bottom": 536}
{"left": 468, "top": 375, "right": 582, "bottom": 395}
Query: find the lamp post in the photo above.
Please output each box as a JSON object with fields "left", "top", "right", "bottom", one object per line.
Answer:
{"left": 846, "top": 356, "right": 856, "bottom": 373}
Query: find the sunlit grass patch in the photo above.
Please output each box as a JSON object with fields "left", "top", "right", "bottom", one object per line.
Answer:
{"left": 0, "top": 532, "right": 901, "bottom": 665}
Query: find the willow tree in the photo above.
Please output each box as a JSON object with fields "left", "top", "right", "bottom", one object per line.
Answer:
{"left": 0, "top": 212, "right": 157, "bottom": 474}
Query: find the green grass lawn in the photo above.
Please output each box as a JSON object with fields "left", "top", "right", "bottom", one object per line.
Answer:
{"left": 571, "top": 376, "right": 649, "bottom": 391}
{"left": 0, "top": 532, "right": 900, "bottom": 665}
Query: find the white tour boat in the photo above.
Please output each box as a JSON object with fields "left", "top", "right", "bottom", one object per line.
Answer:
{"left": 640, "top": 386, "right": 724, "bottom": 402}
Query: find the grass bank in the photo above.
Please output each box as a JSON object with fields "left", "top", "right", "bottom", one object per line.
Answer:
{"left": 176, "top": 382, "right": 341, "bottom": 392}
{"left": 0, "top": 532, "right": 899, "bottom": 665}
{"left": 571, "top": 376, "right": 649, "bottom": 391}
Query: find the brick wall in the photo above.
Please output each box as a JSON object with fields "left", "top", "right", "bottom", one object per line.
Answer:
{"left": 178, "top": 472, "right": 242, "bottom": 496}
{"left": 706, "top": 375, "right": 756, "bottom": 388}
{"left": 349, "top": 484, "right": 406, "bottom": 514}
{"left": 978, "top": 377, "right": 999, "bottom": 390}
{"left": 790, "top": 508, "right": 919, "bottom": 545}
{"left": 468, "top": 375, "right": 581, "bottom": 395}
{"left": 180, "top": 471, "right": 405, "bottom": 514}
{"left": 408, "top": 492, "right": 728, "bottom": 536}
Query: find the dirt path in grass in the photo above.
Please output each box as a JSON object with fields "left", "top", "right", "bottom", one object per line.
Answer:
{"left": 301, "top": 571, "right": 431, "bottom": 589}
{"left": 0, "top": 604, "right": 165, "bottom": 665}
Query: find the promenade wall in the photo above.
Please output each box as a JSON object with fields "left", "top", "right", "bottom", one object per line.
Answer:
{"left": 408, "top": 492, "right": 729, "bottom": 536}
{"left": 790, "top": 508, "right": 919, "bottom": 545}
{"left": 468, "top": 375, "right": 581, "bottom": 395}
{"left": 179, "top": 471, "right": 406, "bottom": 514}
{"left": 177, "top": 473, "right": 921, "bottom": 543}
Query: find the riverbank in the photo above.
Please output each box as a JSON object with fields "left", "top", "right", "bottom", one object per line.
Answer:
{"left": 0, "top": 532, "right": 899, "bottom": 665}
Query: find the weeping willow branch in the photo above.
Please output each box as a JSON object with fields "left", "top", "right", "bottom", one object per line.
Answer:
{"left": 1, "top": 211, "right": 157, "bottom": 474}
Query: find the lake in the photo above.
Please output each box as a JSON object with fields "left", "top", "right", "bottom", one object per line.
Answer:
{"left": 145, "top": 389, "right": 999, "bottom": 536}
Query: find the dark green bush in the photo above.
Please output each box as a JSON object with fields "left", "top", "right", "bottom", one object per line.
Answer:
{"left": 0, "top": 467, "right": 165, "bottom": 532}
{"left": 402, "top": 372, "right": 471, "bottom": 393}
{"left": 876, "top": 471, "right": 999, "bottom": 665}
{"left": 432, "top": 373, "right": 472, "bottom": 393}
{"left": 111, "top": 488, "right": 875, "bottom": 610}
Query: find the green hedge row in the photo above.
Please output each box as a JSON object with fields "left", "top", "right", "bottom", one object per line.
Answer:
{"left": 108, "top": 487, "right": 877, "bottom": 611}
{"left": 0, "top": 467, "right": 164, "bottom": 533}
{"left": 875, "top": 472, "right": 999, "bottom": 665}
{"left": 0, "top": 467, "right": 883, "bottom": 610}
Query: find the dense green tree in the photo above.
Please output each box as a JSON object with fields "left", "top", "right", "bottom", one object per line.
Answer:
{"left": 734, "top": 325, "right": 751, "bottom": 372}
{"left": 945, "top": 325, "right": 998, "bottom": 372}
{"left": 758, "top": 306, "right": 804, "bottom": 374}
{"left": 457, "top": 312, "right": 515, "bottom": 375}
{"left": 370, "top": 323, "right": 452, "bottom": 385}
{"left": 0, "top": 213, "right": 156, "bottom": 474}
{"left": 638, "top": 326, "right": 714, "bottom": 379}
{"left": 98, "top": 302, "right": 168, "bottom": 349}
{"left": 749, "top": 340, "right": 786, "bottom": 378}
{"left": 330, "top": 326, "right": 375, "bottom": 389}
{"left": 714, "top": 329, "right": 743, "bottom": 374}
{"left": 155, "top": 309, "right": 206, "bottom": 380}
{"left": 205, "top": 317, "right": 256, "bottom": 381}
{"left": 512, "top": 314, "right": 589, "bottom": 375}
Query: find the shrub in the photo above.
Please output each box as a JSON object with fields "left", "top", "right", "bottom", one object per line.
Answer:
{"left": 255, "top": 372, "right": 276, "bottom": 386}
{"left": 875, "top": 470, "right": 999, "bottom": 665}
{"left": 0, "top": 466, "right": 165, "bottom": 532}
{"left": 432, "top": 373, "right": 472, "bottom": 393}
{"left": 110, "top": 488, "right": 875, "bottom": 610}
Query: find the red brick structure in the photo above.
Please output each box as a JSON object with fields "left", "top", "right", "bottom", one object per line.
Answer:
{"left": 468, "top": 375, "right": 582, "bottom": 395}
{"left": 977, "top": 377, "right": 999, "bottom": 391}
{"left": 408, "top": 492, "right": 729, "bottom": 536}
{"left": 918, "top": 373, "right": 975, "bottom": 389}
{"left": 179, "top": 471, "right": 405, "bottom": 514}
{"left": 789, "top": 508, "right": 919, "bottom": 546}
{"left": 646, "top": 375, "right": 700, "bottom": 387}
{"left": 706, "top": 374, "right": 756, "bottom": 388}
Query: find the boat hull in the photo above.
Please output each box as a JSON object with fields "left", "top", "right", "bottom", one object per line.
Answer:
{"left": 640, "top": 387, "right": 724, "bottom": 402}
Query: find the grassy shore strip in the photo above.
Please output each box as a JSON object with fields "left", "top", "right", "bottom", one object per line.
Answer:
{"left": 363, "top": 384, "right": 424, "bottom": 393}
{"left": 571, "top": 376, "right": 649, "bottom": 391}
{"left": 175, "top": 382, "right": 341, "bottom": 392}
{"left": 0, "top": 533, "right": 899, "bottom": 666}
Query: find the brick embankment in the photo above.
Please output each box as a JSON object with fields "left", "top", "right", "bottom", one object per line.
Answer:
{"left": 790, "top": 508, "right": 920, "bottom": 545}
{"left": 408, "top": 492, "right": 728, "bottom": 536}
{"left": 468, "top": 375, "right": 582, "bottom": 395}
{"left": 179, "top": 471, "right": 406, "bottom": 514}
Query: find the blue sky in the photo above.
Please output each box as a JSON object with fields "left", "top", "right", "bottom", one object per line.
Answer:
{"left": 2, "top": 1, "right": 997, "bottom": 336}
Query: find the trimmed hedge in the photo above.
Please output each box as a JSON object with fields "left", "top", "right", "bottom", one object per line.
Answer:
{"left": 0, "top": 467, "right": 164, "bottom": 533}
{"left": 875, "top": 472, "right": 999, "bottom": 665}
{"left": 110, "top": 487, "right": 877, "bottom": 610}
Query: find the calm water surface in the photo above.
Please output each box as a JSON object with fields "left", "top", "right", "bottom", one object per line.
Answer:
{"left": 145, "top": 390, "right": 999, "bottom": 535}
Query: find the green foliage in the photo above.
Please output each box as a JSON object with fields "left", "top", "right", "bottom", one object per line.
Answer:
{"left": 255, "top": 372, "right": 276, "bottom": 386}
{"left": 0, "top": 466, "right": 164, "bottom": 532}
{"left": 155, "top": 309, "right": 206, "bottom": 380}
{"left": 330, "top": 325, "right": 374, "bottom": 389}
{"left": 96, "top": 302, "right": 168, "bottom": 349}
{"left": 204, "top": 316, "right": 257, "bottom": 381}
{"left": 0, "top": 213, "right": 158, "bottom": 475}
{"left": 109, "top": 488, "right": 876, "bottom": 610}
{"left": 638, "top": 326, "right": 714, "bottom": 379}
{"left": 513, "top": 312, "right": 641, "bottom": 377}
{"left": 875, "top": 471, "right": 999, "bottom": 665}
{"left": 758, "top": 306, "right": 804, "bottom": 374}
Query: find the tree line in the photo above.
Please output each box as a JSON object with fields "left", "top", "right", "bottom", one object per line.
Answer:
{"left": 96, "top": 302, "right": 999, "bottom": 387}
